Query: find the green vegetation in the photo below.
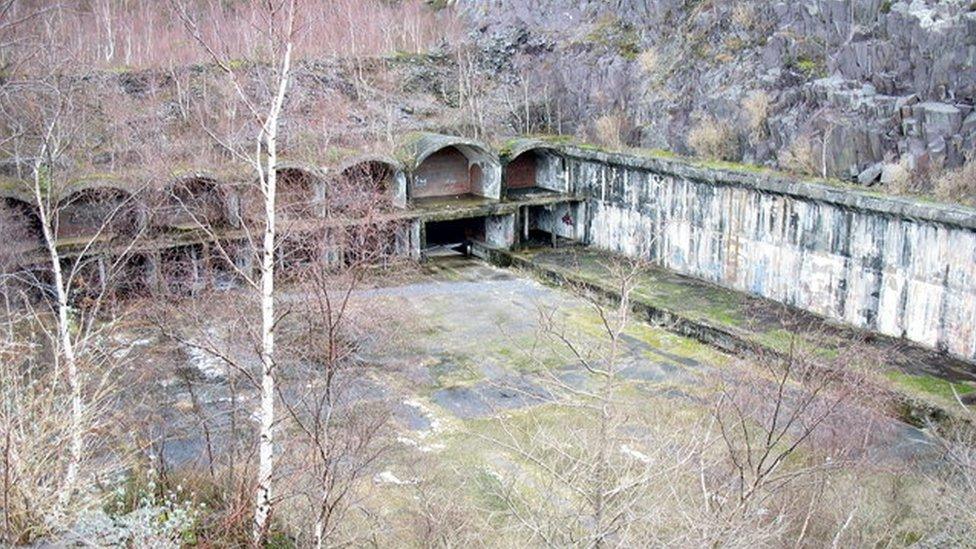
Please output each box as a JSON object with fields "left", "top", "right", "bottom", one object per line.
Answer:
{"left": 387, "top": 50, "right": 443, "bottom": 63}
{"left": 428, "top": 354, "right": 483, "bottom": 388}
{"left": 226, "top": 58, "right": 250, "bottom": 70}
{"left": 424, "top": 0, "right": 453, "bottom": 10}
{"left": 789, "top": 54, "right": 827, "bottom": 79}
{"left": 886, "top": 371, "right": 974, "bottom": 403}
{"left": 583, "top": 16, "right": 641, "bottom": 60}
{"left": 320, "top": 146, "right": 360, "bottom": 165}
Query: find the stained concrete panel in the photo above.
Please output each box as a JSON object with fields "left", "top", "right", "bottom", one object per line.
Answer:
{"left": 571, "top": 153, "right": 976, "bottom": 362}
{"left": 412, "top": 147, "right": 474, "bottom": 199}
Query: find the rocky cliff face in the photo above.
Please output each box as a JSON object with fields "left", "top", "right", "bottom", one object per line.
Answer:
{"left": 460, "top": 0, "right": 976, "bottom": 183}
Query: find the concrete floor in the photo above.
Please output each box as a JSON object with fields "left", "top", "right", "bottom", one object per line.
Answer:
{"left": 134, "top": 256, "right": 935, "bottom": 475}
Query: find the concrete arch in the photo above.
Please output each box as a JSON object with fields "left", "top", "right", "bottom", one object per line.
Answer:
{"left": 501, "top": 138, "right": 568, "bottom": 195}
{"left": 239, "top": 164, "right": 327, "bottom": 222}
{"left": 56, "top": 181, "right": 143, "bottom": 241}
{"left": 113, "top": 252, "right": 157, "bottom": 298}
{"left": 1, "top": 196, "right": 43, "bottom": 248}
{"left": 398, "top": 133, "right": 501, "bottom": 202}
{"left": 336, "top": 154, "right": 407, "bottom": 209}
{"left": 155, "top": 174, "right": 230, "bottom": 231}
{"left": 277, "top": 164, "right": 326, "bottom": 219}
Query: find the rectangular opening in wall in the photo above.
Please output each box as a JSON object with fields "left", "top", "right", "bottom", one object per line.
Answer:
{"left": 521, "top": 203, "right": 582, "bottom": 247}
{"left": 423, "top": 216, "right": 487, "bottom": 256}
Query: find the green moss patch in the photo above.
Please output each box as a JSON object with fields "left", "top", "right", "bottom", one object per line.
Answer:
{"left": 886, "top": 372, "right": 974, "bottom": 403}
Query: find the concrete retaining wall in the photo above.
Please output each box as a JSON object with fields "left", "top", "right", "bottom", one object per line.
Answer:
{"left": 565, "top": 147, "right": 976, "bottom": 362}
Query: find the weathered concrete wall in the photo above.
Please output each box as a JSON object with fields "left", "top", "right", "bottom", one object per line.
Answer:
{"left": 504, "top": 150, "right": 566, "bottom": 193}
{"left": 536, "top": 152, "right": 567, "bottom": 193}
{"left": 530, "top": 202, "right": 585, "bottom": 241}
{"left": 412, "top": 148, "right": 474, "bottom": 198}
{"left": 565, "top": 147, "right": 976, "bottom": 362}
{"left": 486, "top": 214, "right": 517, "bottom": 248}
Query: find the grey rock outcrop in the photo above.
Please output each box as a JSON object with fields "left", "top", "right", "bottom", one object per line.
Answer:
{"left": 460, "top": 0, "right": 976, "bottom": 183}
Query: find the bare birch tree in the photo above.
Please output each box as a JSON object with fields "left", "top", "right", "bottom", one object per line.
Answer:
{"left": 0, "top": 10, "right": 147, "bottom": 540}
{"left": 171, "top": 0, "right": 300, "bottom": 542}
{"left": 275, "top": 168, "right": 408, "bottom": 547}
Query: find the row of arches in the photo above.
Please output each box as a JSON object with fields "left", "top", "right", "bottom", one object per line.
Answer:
{"left": 2, "top": 218, "right": 414, "bottom": 304}
{"left": 0, "top": 157, "right": 405, "bottom": 248}
{"left": 1, "top": 135, "right": 572, "bottom": 250}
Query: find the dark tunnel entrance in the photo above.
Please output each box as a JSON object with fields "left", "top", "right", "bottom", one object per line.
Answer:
{"left": 423, "top": 217, "right": 486, "bottom": 256}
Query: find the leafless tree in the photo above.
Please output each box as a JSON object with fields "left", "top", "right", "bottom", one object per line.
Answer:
{"left": 171, "top": 0, "right": 300, "bottom": 541}
{"left": 479, "top": 255, "right": 704, "bottom": 546}
{"left": 274, "top": 167, "right": 409, "bottom": 547}
{"left": 0, "top": 8, "right": 148, "bottom": 541}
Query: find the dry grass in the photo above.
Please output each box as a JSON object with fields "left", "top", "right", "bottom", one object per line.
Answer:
{"left": 779, "top": 134, "right": 819, "bottom": 176}
{"left": 881, "top": 158, "right": 917, "bottom": 195}
{"left": 637, "top": 48, "right": 659, "bottom": 76}
{"left": 594, "top": 112, "right": 628, "bottom": 149}
{"left": 688, "top": 117, "right": 740, "bottom": 162}
{"left": 0, "top": 324, "right": 134, "bottom": 545}
{"left": 742, "top": 90, "right": 770, "bottom": 141}
{"left": 731, "top": 3, "right": 758, "bottom": 30}
{"left": 934, "top": 159, "right": 976, "bottom": 207}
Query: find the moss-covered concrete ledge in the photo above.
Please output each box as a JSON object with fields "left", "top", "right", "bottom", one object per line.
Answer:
{"left": 560, "top": 145, "right": 976, "bottom": 231}
{"left": 475, "top": 244, "right": 974, "bottom": 427}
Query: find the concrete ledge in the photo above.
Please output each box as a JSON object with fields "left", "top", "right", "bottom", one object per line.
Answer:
{"left": 561, "top": 145, "right": 976, "bottom": 231}
{"left": 475, "top": 244, "right": 973, "bottom": 427}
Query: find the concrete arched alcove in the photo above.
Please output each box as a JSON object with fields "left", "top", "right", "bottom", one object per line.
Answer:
{"left": 398, "top": 133, "right": 501, "bottom": 203}
{"left": 240, "top": 164, "right": 326, "bottom": 223}
{"left": 113, "top": 252, "right": 157, "bottom": 298}
{"left": 157, "top": 243, "right": 223, "bottom": 296}
{"left": 154, "top": 174, "right": 230, "bottom": 231}
{"left": 501, "top": 139, "right": 568, "bottom": 197}
{"left": 0, "top": 187, "right": 44, "bottom": 250}
{"left": 278, "top": 164, "right": 326, "bottom": 219}
{"left": 56, "top": 180, "right": 144, "bottom": 242}
{"left": 335, "top": 154, "right": 407, "bottom": 211}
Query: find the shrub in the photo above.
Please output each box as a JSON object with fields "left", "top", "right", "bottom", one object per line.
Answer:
{"left": 0, "top": 336, "right": 132, "bottom": 545}
{"left": 742, "top": 90, "right": 771, "bottom": 141}
{"left": 789, "top": 54, "right": 828, "bottom": 79}
{"left": 881, "top": 158, "right": 915, "bottom": 195}
{"left": 779, "top": 134, "right": 819, "bottom": 176}
{"left": 593, "top": 112, "right": 628, "bottom": 149}
{"left": 934, "top": 159, "right": 976, "bottom": 206}
{"left": 637, "top": 49, "right": 659, "bottom": 76}
{"left": 586, "top": 16, "right": 641, "bottom": 60}
{"left": 687, "top": 117, "right": 741, "bottom": 162}
{"left": 71, "top": 475, "right": 202, "bottom": 548}
{"left": 732, "top": 3, "right": 757, "bottom": 29}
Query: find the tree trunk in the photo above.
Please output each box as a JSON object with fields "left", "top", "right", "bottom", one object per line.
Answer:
{"left": 252, "top": 40, "right": 293, "bottom": 546}
{"left": 32, "top": 169, "right": 82, "bottom": 507}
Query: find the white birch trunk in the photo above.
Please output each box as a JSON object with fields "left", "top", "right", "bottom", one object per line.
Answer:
{"left": 252, "top": 40, "right": 293, "bottom": 545}
{"left": 314, "top": 514, "right": 325, "bottom": 549}
{"left": 31, "top": 169, "right": 82, "bottom": 507}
